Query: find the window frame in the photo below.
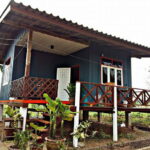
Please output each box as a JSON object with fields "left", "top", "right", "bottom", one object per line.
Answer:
{"left": 100, "top": 57, "right": 124, "bottom": 86}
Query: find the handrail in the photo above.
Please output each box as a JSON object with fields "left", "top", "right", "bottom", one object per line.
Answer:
{"left": 79, "top": 81, "right": 150, "bottom": 107}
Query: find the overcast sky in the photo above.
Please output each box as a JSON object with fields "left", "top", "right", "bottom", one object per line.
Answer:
{"left": 0, "top": 0, "right": 150, "bottom": 88}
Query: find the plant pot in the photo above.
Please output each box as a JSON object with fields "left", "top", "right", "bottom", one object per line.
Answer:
{"left": 46, "top": 138, "right": 66, "bottom": 150}
{"left": 8, "top": 145, "right": 20, "bottom": 150}
{"left": 4, "top": 128, "right": 15, "bottom": 137}
{"left": 69, "top": 98, "right": 75, "bottom": 105}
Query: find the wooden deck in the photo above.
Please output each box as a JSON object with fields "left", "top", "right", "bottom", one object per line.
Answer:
{"left": 81, "top": 106, "right": 150, "bottom": 113}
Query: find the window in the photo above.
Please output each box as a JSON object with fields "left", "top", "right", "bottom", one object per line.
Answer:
{"left": 101, "top": 57, "right": 123, "bottom": 86}
{"left": 3, "top": 58, "right": 11, "bottom": 86}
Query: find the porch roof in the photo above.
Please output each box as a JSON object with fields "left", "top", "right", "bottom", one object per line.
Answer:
{"left": 0, "top": 1, "right": 150, "bottom": 62}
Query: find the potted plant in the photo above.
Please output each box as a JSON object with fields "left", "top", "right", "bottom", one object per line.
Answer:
{"left": 29, "top": 123, "right": 45, "bottom": 150}
{"left": 43, "top": 93, "right": 76, "bottom": 150}
{"left": 71, "top": 121, "right": 91, "bottom": 147}
{"left": 64, "top": 83, "right": 75, "bottom": 104}
{"left": 4, "top": 106, "right": 22, "bottom": 139}
{"left": 9, "top": 130, "right": 31, "bottom": 150}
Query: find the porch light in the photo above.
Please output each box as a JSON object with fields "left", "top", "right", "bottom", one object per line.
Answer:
{"left": 50, "top": 45, "right": 54, "bottom": 49}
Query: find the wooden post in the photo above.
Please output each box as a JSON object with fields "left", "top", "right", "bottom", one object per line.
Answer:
{"left": 73, "top": 81, "right": 81, "bottom": 147}
{"left": 0, "top": 105, "right": 3, "bottom": 121}
{"left": 98, "top": 112, "right": 101, "bottom": 122}
{"left": 125, "top": 112, "right": 131, "bottom": 128}
{"left": 83, "top": 110, "right": 89, "bottom": 121}
{"left": 24, "top": 30, "right": 33, "bottom": 77}
{"left": 113, "top": 86, "right": 118, "bottom": 141}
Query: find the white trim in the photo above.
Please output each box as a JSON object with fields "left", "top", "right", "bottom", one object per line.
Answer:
{"left": 113, "top": 86, "right": 118, "bottom": 141}
{"left": 101, "top": 65, "right": 123, "bottom": 86}
{"left": 73, "top": 81, "right": 81, "bottom": 147}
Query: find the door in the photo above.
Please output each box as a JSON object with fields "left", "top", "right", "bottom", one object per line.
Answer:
{"left": 56, "top": 68, "right": 71, "bottom": 101}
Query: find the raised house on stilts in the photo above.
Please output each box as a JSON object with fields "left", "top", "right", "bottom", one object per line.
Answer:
{"left": 0, "top": 0, "right": 150, "bottom": 147}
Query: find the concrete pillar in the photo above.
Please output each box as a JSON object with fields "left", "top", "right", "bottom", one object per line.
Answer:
{"left": 20, "top": 107, "right": 27, "bottom": 131}
{"left": 73, "top": 81, "right": 81, "bottom": 147}
{"left": 113, "top": 86, "right": 118, "bottom": 141}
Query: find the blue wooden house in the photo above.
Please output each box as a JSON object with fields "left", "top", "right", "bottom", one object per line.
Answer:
{"left": 1, "top": 1, "right": 150, "bottom": 146}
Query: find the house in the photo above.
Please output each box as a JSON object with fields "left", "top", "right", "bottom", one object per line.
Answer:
{"left": 1, "top": 0, "right": 150, "bottom": 147}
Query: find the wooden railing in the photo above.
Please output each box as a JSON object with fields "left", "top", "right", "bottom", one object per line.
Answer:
{"left": 80, "top": 81, "right": 150, "bottom": 107}
{"left": 10, "top": 77, "right": 58, "bottom": 99}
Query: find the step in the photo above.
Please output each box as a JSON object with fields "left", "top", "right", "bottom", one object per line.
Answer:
{"left": 27, "top": 119, "right": 50, "bottom": 125}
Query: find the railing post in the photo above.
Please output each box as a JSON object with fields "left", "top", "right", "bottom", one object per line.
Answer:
{"left": 113, "top": 86, "right": 118, "bottom": 141}
{"left": 73, "top": 81, "right": 81, "bottom": 147}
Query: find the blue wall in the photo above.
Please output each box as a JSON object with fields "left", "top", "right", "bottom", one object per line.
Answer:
{"left": 66, "top": 42, "right": 132, "bottom": 87}
{"left": 2, "top": 40, "right": 132, "bottom": 100}
{"left": 13, "top": 49, "right": 68, "bottom": 80}
{"left": 0, "top": 32, "right": 26, "bottom": 100}
{"left": 13, "top": 41, "right": 132, "bottom": 86}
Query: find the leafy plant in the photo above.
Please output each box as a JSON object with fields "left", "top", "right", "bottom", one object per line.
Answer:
{"left": 43, "top": 93, "right": 76, "bottom": 139}
{"left": 71, "top": 121, "right": 91, "bottom": 143}
{"left": 5, "top": 106, "right": 22, "bottom": 128}
{"left": 64, "top": 83, "right": 75, "bottom": 99}
{"left": 95, "top": 129, "right": 111, "bottom": 139}
{"left": 30, "top": 123, "right": 46, "bottom": 149}
{"left": 14, "top": 130, "right": 31, "bottom": 150}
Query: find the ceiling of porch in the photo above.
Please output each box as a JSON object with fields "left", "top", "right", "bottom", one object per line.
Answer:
{"left": 17, "top": 31, "right": 89, "bottom": 55}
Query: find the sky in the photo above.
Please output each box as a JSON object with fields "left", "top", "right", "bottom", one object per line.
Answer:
{"left": 0, "top": 0, "right": 150, "bottom": 89}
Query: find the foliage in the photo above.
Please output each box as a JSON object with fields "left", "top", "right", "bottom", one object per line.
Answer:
{"left": 94, "top": 129, "right": 111, "bottom": 139}
{"left": 43, "top": 93, "right": 76, "bottom": 139}
{"left": 71, "top": 121, "right": 91, "bottom": 142}
{"left": 0, "top": 64, "right": 3, "bottom": 72}
{"left": 14, "top": 130, "right": 31, "bottom": 150}
{"left": 57, "top": 140, "right": 68, "bottom": 150}
{"left": 64, "top": 83, "right": 75, "bottom": 99}
{"left": 30, "top": 122, "right": 46, "bottom": 149}
{"left": 5, "top": 106, "right": 22, "bottom": 128}
{"left": 119, "top": 133, "right": 135, "bottom": 140}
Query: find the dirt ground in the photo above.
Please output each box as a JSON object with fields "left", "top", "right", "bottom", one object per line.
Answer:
{"left": 1, "top": 121, "right": 150, "bottom": 150}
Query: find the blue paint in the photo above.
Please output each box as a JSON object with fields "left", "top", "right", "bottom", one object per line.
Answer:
{"left": 0, "top": 31, "right": 26, "bottom": 100}
{"left": 1, "top": 38, "right": 132, "bottom": 100}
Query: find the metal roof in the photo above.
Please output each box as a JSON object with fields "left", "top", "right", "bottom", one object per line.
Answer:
{"left": 0, "top": 0, "right": 150, "bottom": 62}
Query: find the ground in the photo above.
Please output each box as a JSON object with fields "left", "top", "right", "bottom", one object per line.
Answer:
{"left": 1, "top": 112, "right": 150, "bottom": 150}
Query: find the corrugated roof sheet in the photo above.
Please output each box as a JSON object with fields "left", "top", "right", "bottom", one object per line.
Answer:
{"left": 11, "top": 1, "right": 150, "bottom": 51}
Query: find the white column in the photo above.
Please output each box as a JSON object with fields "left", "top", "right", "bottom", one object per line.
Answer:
{"left": 20, "top": 107, "right": 27, "bottom": 131}
{"left": 0, "top": 105, "right": 3, "bottom": 121}
{"left": 73, "top": 81, "right": 81, "bottom": 147}
{"left": 113, "top": 86, "right": 118, "bottom": 141}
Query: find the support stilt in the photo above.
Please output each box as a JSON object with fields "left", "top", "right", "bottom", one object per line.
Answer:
{"left": 73, "top": 82, "right": 81, "bottom": 148}
{"left": 0, "top": 105, "right": 3, "bottom": 121}
{"left": 98, "top": 112, "right": 101, "bottom": 122}
{"left": 113, "top": 86, "right": 118, "bottom": 141}
{"left": 20, "top": 107, "right": 27, "bottom": 131}
{"left": 125, "top": 112, "right": 131, "bottom": 128}
{"left": 83, "top": 110, "right": 89, "bottom": 121}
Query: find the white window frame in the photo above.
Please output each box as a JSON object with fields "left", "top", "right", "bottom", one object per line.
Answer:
{"left": 101, "top": 65, "right": 123, "bottom": 86}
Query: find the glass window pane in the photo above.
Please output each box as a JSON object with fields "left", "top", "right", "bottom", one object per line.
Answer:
{"left": 117, "top": 70, "right": 122, "bottom": 85}
{"left": 103, "top": 67, "right": 108, "bottom": 83}
{"left": 110, "top": 68, "right": 115, "bottom": 83}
